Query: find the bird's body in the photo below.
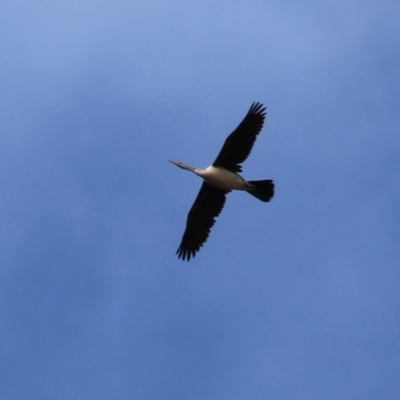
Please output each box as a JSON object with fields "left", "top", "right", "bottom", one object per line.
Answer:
{"left": 170, "top": 102, "right": 274, "bottom": 261}
{"left": 192, "top": 165, "right": 252, "bottom": 191}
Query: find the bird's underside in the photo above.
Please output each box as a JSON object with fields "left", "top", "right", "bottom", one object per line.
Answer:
{"left": 173, "top": 102, "right": 274, "bottom": 261}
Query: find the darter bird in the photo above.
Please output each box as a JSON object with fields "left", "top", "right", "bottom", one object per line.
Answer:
{"left": 170, "top": 102, "right": 274, "bottom": 261}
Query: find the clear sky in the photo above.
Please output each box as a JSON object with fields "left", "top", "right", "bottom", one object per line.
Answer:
{"left": 1, "top": 1, "right": 399, "bottom": 399}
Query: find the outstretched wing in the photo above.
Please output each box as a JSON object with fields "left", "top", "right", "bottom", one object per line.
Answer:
{"left": 177, "top": 182, "right": 228, "bottom": 261}
{"left": 213, "top": 102, "right": 267, "bottom": 173}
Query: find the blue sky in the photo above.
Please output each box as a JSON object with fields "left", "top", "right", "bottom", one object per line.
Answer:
{"left": 1, "top": 1, "right": 399, "bottom": 399}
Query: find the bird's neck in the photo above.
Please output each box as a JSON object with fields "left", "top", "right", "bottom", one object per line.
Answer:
{"left": 192, "top": 168, "right": 203, "bottom": 176}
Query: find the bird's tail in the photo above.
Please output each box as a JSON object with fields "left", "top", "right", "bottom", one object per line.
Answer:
{"left": 246, "top": 180, "right": 274, "bottom": 202}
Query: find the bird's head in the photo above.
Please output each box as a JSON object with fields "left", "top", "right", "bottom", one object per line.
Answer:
{"left": 168, "top": 160, "right": 196, "bottom": 172}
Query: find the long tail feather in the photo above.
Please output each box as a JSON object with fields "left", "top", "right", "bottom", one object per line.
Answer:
{"left": 247, "top": 180, "right": 274, "bottom": 202}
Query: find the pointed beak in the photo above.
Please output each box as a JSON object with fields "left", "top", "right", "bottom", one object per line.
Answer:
{"left": 168, "top": 160, "right": 194, "bottom": 172}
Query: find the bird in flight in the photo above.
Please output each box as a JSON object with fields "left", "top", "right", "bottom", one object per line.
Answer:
{"left": 170, "top": 102, "right": 274, "bottom": 261}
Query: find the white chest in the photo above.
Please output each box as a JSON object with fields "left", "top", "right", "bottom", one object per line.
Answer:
{"left": 196, "top": 166, "right": 248, "bottom": 190}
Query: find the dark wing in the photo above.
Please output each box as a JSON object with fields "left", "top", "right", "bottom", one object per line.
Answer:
{"left": 213, "top": 102, "right": 267, "bottom": 173}
{"left": 177, "top": 182, "right": 228, "bottom": 261}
